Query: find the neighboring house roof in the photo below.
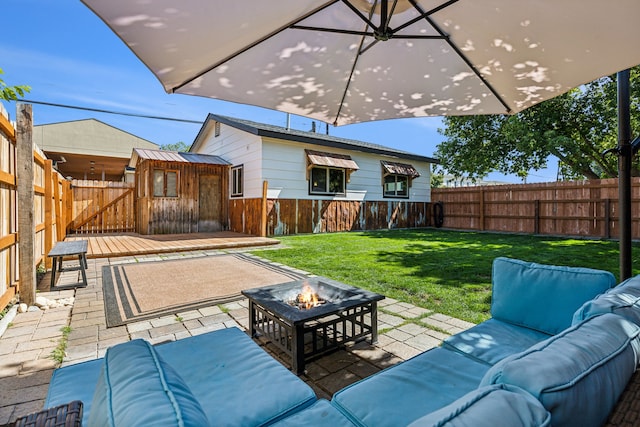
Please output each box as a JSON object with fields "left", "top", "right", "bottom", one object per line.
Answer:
{"left": 129, "top": 148, "right": 231, "bottom": 168}
{"left": 191, "top": 114, "right": 439, "bottom": 164}
{"left": 34, "top": 118, "right": 160, "bottom": 180}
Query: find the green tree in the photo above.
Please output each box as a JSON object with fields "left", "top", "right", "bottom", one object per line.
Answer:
{"left": 160, "top": 141, "right": 190, "bottom": 152}
{"left": 0, "top": 68, "right": 30, "bottom": 101}
{"left": 436, "top": 67, "right": 640, "bottom": 181}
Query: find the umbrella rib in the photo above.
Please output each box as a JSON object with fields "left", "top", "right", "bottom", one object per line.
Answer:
{"left": 408, "top": 0, "right": 512, "bottom": 113}
{"left": 172, "top": 1, "right": 341, "bottom": 93}
{"left": 291, "top": 25, "right": 375, "bottom": 38}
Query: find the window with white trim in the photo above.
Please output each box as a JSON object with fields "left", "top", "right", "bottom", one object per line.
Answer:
{"left": 310, "top": 166, "right": 345, "bottom": 195}
{"left": 231, "top": 165, "right": 243, "bottom": 197}
{"left": 381, "top": 160, "right": 419, "bottom": 199}
{"left": 383, "top": 174, "right": 409, "bottom": 197}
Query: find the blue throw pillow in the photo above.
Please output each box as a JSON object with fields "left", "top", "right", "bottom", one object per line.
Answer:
{"left": 491, "top": 257, "right": 615, "bottom": 334}
{"left": 88, "top": 339, "right": 210, "bottom": 427}
{"left": 573, "top": 275, "right": 640, "bottom": 326}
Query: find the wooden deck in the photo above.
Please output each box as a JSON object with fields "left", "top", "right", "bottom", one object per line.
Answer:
{"left": 64, "top": 232, "right": 280, "bottom": 258}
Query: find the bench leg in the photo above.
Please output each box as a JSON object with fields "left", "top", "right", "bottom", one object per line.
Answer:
{"left": 78, "top": 254, "right": 88, "bottom": 288}
{"left": 50, "top": 257, "right": 58, "bottom": 288}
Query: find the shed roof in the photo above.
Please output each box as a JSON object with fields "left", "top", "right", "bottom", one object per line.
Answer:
{"left": 191, "top": 114, "right": 439, "bottom": 164}
{"left": 129, "top": 148, "right": 231, "bottom": 168}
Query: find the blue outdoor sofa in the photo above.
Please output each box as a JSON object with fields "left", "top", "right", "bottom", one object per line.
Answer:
{"left": 43, "top": 257, "right": 640, "bottom": 426}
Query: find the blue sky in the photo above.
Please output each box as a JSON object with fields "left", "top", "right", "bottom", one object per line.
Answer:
{"left": 0, "top": 0, "right": 558, "bottom": 183}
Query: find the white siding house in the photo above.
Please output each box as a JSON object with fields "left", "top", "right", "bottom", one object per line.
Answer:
{"left": 190, "top": 114, "right": 439, "bottom": 235}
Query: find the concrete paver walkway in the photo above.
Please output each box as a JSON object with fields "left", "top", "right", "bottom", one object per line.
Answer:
{"left": 0, "top": 249, "right": 475, "bottom": 424}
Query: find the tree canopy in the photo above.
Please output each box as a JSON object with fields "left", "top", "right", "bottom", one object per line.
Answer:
{"left": 0, "top": 68, "right": 30, "bottom": 102}
{"left": 159, "top": 141, "right": 190, "bottom": 152}
{"left": 436, "top": 67, "right": 640, "bottom": 181}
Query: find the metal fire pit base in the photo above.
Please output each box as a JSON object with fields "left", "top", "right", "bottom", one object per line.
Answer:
{"left": 242, "top": 277, "right": 384, "bottom": 374}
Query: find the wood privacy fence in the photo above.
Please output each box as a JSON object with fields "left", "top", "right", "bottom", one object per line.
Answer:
{"left": 70, "top": 180, "right": 135, "bottom": 234}
{"left": 1, "top": 105, "right": 71, "bottom": 311}
{"left": 229, "top": 195, "right": 434, "bottom": 236}
{"left": 431, "top": 179, "right": 640, "bottom": 239}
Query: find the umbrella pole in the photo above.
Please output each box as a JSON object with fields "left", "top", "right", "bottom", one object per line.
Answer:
{"left": 617, "top": 69, "right": 632, "bottom": 281}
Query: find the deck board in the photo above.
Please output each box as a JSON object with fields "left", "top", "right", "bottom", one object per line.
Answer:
{"left": 65, "top": 232, "right": 279, "bottom": 258}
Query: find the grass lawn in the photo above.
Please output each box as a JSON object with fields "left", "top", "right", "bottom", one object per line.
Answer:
{"left": 251, "top": 229, "right": 640, "bottom": 324}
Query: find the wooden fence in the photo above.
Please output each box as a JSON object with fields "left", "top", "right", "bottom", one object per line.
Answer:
{"left": 229, "top": 196, "right": 434, "bottom": 236}
{"left": 431, "top": 179, "right": 640, "bottom": 239}
{"left": 1, "top": 105, "right": 70, "bottom": 311}
{"left": 70, "top": 180, "right": 135, "bottom": 234}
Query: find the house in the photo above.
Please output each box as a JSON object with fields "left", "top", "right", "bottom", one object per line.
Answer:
{"left": 190, "top": 114, "right": 439, "bottom": 236}
{"left": 129, "top": 148, "right": 231, "bottom": 234}
{"left": 33, "top": 119, "right": 159, "bottom": 181}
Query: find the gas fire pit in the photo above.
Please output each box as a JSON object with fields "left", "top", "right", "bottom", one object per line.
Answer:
{"left": 242, "top": 277, "right": 384, "bottom": 374}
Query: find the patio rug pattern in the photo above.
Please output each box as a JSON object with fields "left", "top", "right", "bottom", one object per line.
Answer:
{"left": 102, "top": 253, "right": 307, "bottom": 327}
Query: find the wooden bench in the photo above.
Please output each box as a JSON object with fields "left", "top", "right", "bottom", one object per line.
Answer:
{"left": 47, "top": 240, "right": 88, "bottom": 289}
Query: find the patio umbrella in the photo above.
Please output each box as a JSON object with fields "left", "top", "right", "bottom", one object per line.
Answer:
{"left": 82, "top": 0, "right": 640, "bottom": 273}
{"left": 81, "top": 0, "right": 640, "bottom": 127}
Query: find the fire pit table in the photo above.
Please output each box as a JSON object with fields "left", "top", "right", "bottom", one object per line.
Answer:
{"left": 242, "top": 277, "right": 385, "bottom": 374}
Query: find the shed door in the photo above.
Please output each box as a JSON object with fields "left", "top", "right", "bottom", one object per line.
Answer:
{"left": 198, "top": 175, "right": 222, "bottom": 232}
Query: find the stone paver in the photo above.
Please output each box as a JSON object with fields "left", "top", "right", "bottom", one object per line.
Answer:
{"left": 0, "top": 248, "right": 476, "bottom": 424}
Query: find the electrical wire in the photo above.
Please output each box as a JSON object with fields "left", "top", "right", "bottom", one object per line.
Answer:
{"left": 17, "top": 99, "right": 203, "bottom": 124}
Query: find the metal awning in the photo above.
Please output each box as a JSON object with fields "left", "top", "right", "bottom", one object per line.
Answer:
{"left": 381, "top": 160, "right": 420, "bottom": 178}
{"left": 305, "top": 149, "right": 359, "bottom": 170}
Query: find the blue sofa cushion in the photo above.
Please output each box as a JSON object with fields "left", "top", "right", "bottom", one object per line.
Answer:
{"left": 491, "top": 257, "right": 615, "bottom": 335}
{"left": 271, "top": 399, "right": 357, "bottom": 427}
{"left": 442, "top": 318, "right": 551, "bottom": 366}
{"left": 480, "top": 313, "right": 640, "bottom": 427}
{"left": 573, "top": 275, "right": 640, "bottom": 326}
{"left": 45, "top": 359, "right": 103, "bottom": 427}
{"left": 156, "top": 327, "right": 317, "bottom": 426}
{"left": 406, "top": 384, "right": 551, "bottom": 427}
{"left": 87, "top": 339, "right": 209, "bottom": 427}
{"left": 331, "top": 348, "right": 490, "bottom": 427}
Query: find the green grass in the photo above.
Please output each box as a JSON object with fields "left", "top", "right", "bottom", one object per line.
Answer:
{"left": 250, "top": 229, "right": 639, "bottom": 324}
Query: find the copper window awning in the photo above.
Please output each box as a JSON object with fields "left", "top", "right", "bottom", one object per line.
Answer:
{"left": 381, "top": 160, "right": 420, "bottom": 178}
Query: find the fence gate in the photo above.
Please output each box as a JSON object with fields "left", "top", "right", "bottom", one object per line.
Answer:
{"left": 70, "top": 180, "right": 135, "bottom": 234}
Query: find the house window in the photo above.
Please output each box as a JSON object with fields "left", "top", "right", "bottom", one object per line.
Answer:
{"left": 153, "top": 169, "right": 178, "bottom": 197}
{"left": 306, "top": 149, "right": 358, "bottom": 195}
{"left": 383, "top": 174, "right": 409, "bottom": 197}
{"left": 310, "top": 167, "right": 345, "bottom": 194}
{"left": 231, "top": 165, "right": 243, "bottom": 197}
{"left": 381, "top": 160, "right": 420, "bottom": 199}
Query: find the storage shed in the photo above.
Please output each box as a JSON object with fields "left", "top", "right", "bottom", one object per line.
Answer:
{"left": 130, "top": 148, "right": 231, "bottom": 234}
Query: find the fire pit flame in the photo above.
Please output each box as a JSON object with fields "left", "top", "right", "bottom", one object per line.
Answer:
{"left": 289, "top": 283, "right": 326, "bottom": 310}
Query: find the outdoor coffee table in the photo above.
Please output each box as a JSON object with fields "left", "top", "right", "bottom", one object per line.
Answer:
{"left": 47, "top": 240, "right": 89, "bottom": 289}
{"left": 242, "top": 277, "right": 384, "bottom": 374}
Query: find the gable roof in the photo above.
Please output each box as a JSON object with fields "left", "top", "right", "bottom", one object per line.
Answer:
{"left": 191, "top": 114, "right": 439, "bottom": 164}
{"left": 129, "top": 148, "right": 231, "bottom": 168}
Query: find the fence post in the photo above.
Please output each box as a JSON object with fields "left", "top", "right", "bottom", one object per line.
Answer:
{"left": 479, "top": 188, "right": 485, "bottom": 231}
{"left": 261, "top": 180, "right": 268, "bottom": 237}
{"left": 605, "top": 199, "right": 611, "bottom": 239}
{"left": 534, "top": 200, "right": 540, "bottom": 235}
{"left": 16, "top": 104, "right": 35, "bottom": 306}
{"left": 44, "top": 159, "right": 53, "bottom": 269}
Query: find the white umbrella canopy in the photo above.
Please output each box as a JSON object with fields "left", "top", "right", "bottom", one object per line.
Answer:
{"left": 82, "top": 0, "right": 640, "bottom": 126}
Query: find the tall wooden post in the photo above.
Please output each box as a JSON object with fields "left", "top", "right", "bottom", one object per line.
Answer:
{"left": 261, "top": 180, "right": 268, "bottom": 237}
{"left": 44, "top": 159, "right": 53, "bottom": 269}
{"left": 16, "top": 104, "right": 35, "bottom": 305}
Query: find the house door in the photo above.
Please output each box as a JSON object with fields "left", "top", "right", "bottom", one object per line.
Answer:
{"left": 198, "top": 175, "right": 222, "bottom": 232}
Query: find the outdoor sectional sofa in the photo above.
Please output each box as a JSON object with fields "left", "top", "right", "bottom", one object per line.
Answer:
{"left": 41, "top": 256, "right": 640, "bottom": 426}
